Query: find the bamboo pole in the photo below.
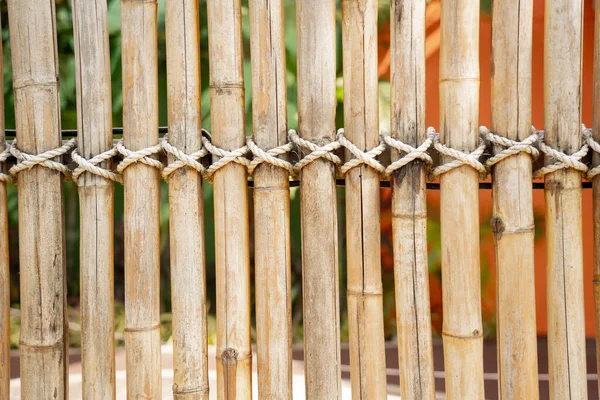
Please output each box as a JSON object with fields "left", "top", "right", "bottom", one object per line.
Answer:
{"left": 206, "top": 1, "right": 252, "bottom": 398}
{"left": 389, "top": 1, "right": 435, "bottom": 398}
{"left": 340, "top": 1, "right": 387, "bottom": 398}
{"left": 296, "top": 0, "right": 341, "bottom": 398}
{"left": 593, "top": 0, "right": 600, "bottom": 396}
{"left": 164, "top": 0, "right": 209, "bottom": 398}
{"left": 490, "top": 0, "right": 539, "bottom": 398}
{"left": 72, "top": 0, "right": 116, "bottom": 398}
{"left": 7, "top": 1, "right": 68, "bottom": 398}
{"left": 438, "top": 0, "right": 484, "bottom": 398}
{"left": 120, "top": 0, "right": 162, "bottom": 397}
{"left": 0, "top": 16, "right": 8, "bottom": 399}
{"left": 544, "top": 1, "right": 587, "bottom": 399}
{"left": 248, "top": 0, "right": 292, "bottom": 398}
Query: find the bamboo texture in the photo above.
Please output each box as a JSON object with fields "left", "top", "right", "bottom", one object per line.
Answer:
{"left": 490, "top": 0, "right": 539, "bottom": 398}
{"left": 0, "top": 16, "right": 8, "bottom": 400}
{"left": 7, "top": 0, "right": 69, "bottom": 397}
{"left": 341, "top": 1, "right": 387, "bottom": 398}
{"left": 206, "top": 0, "right": 252, "bottom": 398}
{"left": 389, "top": 0, "right": 436, "bottom": 398}
{"left": 544, "top": 1, "right": 587, "bottom": 399}
{"left": 249, "top": 0, "right": 293, "bottom": 398}
{"left": 296, "top": 0, "right": 342, "bottom": 398}
{"left": 594, "top": 0, "right": 600, "bottom": 396}
{"left": 72, "top": 0, "right": 116, "bottom": 398}
{"left": 438, "top": 0, "right": 484, "bottom": 398}
{"left": 120, "top": 0, "right": 162, "bottom": 398}
{"left": 165, "top": 0, "right": 209, "bottom": 399}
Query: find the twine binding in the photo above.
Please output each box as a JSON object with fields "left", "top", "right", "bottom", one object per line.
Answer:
{"left": 161, "top": 134, "right": 208, "bottom": 180}
{"left": 533, "top": 126, "right": 589, "bottom": 179}
{"left": 9, "top": 138, "right": 77, "bottom": 180}
{"left": 116, "top": 140, "right": 164, "bottom": 174}
{"left": 288, "top": 129, "right": 342, "bottom": 174}
{"left": 481, "top": 126, "right": 540, "bottom": 172}
{"left": 72, "top": 146, "right": 123, "bottom": 184}
{"left": 383, "top": 128, "right": 433, "bottom": 177}
{"left": 0, "top": 142, "right": 14, "bottom": 184}
{"left": 246, "top": 137, "right": 294, "bottom": 176}
{"left": 336, "top": 128, "right": 386, "bottom": 176}
{"left": 428, "top": 128, "right": 487, "bottom": 180}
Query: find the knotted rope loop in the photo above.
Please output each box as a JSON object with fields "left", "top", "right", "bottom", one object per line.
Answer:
{"left": 246, "top": 136, "right": 294, "bottom": 176}
{"left": 428, "top": 128, "right": 487, "bottom": 180}
{"left": 481, "top": 126, "right": 540, "bottom": 172}
{"left": 382, "top": 128, "right": 433, "bottom": 177}
{"left": 336, "top": 128, "right": 386, "bottom": 176}
{"left": 583, "top": 127, "right": 600, "bottom": 180}
{"left": 115, "top": 140, "right": 164, "bottom": 174}
{"left": 0, "top": 142, "right": 14, "bottom": 184}
{"left": 533, "top": 127, "right": 589, "bottom": 179}
{"left": 161, "top": 134, "right": 208, "bottom": 180}
{"left": 9, "top": 138, "right": 76, "bottom": 180}
{"left": 72, "top": 146, "right": 123, "bottom": 184}
{"left": 201, "top": 135, "right": 249, "bottom": 182}
{"left": 288, "top": 129, "right": 342, "bottom": 174}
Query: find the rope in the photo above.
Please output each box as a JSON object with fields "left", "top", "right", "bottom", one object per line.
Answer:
{"left": 116, "top": 140, "right": 164, "bottom": 174}
{"left": 383, "top": 128, "right": 433, "bottom": 177}
{"left": 584, "top": 127, "right": 600, "bottom": 180}
{"left": 481, "top": 126, "right": 539, "bottom": 172}
{"left": 72, "top": 146, "right": 123, "bottom": 184}
{"left": 336, "top": 128, "right": 386, "bottom": 176}
{"left": 533, "top": 127, "right": 589, "bottom": 179}
{"left": 288, "top": 129, "right": 342, "bottom": 174}
{"left": 0, "top": 142, "right": 14, "bottom": 184}
{"left": 246, "top": 137, "right": 294, "bottom": 176}
{"left": 9, "top": 138, "right": 76, "bottom": 180}
{"left": 161, "top": 135, "right": 208, "bottom": 180}
{"left": 428, "top": 128, "right": 487, "bottom": 180}
{"left": 201, "top": 136, "right": 249, "bottom": 182}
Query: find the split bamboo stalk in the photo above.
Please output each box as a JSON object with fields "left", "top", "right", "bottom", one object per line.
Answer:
{"left": 296, "top": 0, "right": 341, "bottom": 398}
{"left": 438, "top": 0, "right": 484, "bottom": 398}
{"left": 120, "top": 0, "right": 162, "bottom": 397}
{"left": 544, "top": 1, "right": 587, "bottom": 399}
{"left": 490, "top": 0, "right": 539, "bottom": 398}
{"left": 340, "top": 1, "right": 387, "bottom": 398}
{"left": 72, "top": 0, "right": 116, "bottom": 398}
{"left": 206, "top": 0, "right": 252, "bottom": 398}
{"left": 593, "top": 0, "right": 600, "bottom": 395}
{"left": 248, "top": 0, "right": 292, "bottom": 398}
{"left": 389, "top": 0, "right": 435, "bottom": 398}
{"left": 7, "top": 0, "right": 69, "bottom": 397}
{"left": 164, "top": 0, "right": 209, "bottom": 398}
{"left": 0, "top": 17, "right": 8, "bottom": 400}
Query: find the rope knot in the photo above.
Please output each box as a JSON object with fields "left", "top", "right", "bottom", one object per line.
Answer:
{"left": 428, "top": 127, "right": 487, "bottom": 180}
{"left": 533, "top": 126, "right": 589, "bottom": 179}
{"left": 246, "top": 136, "right": 294, "bottom": 176}
{"left": 481, "top": 126, "right": 539, "bottom": 172}
{"left": 383, "top": 128, "right": 433, "bottom": 177}
{"left": 9, "top": 138, "right": 76, "bottom": 180}
{"left": 336, "top": 128, "right": 386, "bottom": 176}
{"left": 201, "top": 135, "right": 249, "bottom": 182}
{"left": 288, "top": 130, "right": 341, "bottom": 175}
{"left": 161, "top": 134, "right": 208, "bottom": 180}
{"left": 116, "top": 140, "right": 164, "bottom": 174}
{"left": 72, "top": 146, "right": 123, "bottom": 184}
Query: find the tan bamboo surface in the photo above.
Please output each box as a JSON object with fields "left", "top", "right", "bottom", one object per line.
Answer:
{"left": 438, "top": 0, "right": 484, "bottom": 398}
{"left": 389, "top": 0, "right": 436, "bottom": 398}
{"left": 0, "top": 16, "right": 8, "bottom": 400}
{"left": 594, "top": 0, "right": 600, "bottom": 394}
{"left": 248, "top": 0, "right": 293, "bottom": 398}
{"left": 7, "top": 0, "right": 69, "bottom": 397}
{"left": 206, "top": 0, "right": 252, "bottom": 398}
{"left": 296, "top": 0, "right": 341, "bottom": 398}
{"left": 164, "top": 0, "right": 209, "bottom": 398}
{"left": 340, "top": 0, "right": 387, "bottom": 398}
{"left": 490, "top": 0, "right": 539, "bottom": 398}
{"left": 544, "top": 1, "right": 587, "bottom": 399}
{"left": 120, "top": 0, "right": 162, "bottom": 397}
{"left": 72, "top": 0, "right": 116, "bottom": 398}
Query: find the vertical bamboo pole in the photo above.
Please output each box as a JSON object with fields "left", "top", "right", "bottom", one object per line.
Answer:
{"left": 72, "top": 0, "right": 115, "bottom": 398}
{"left": 544, "top": 1, "right": 587, "bottom": 399}
{"left": 490, "top": 0, "right": 539, "bottom": 398}
{"left": 389, "top": 1, "right": 435, "bottom": 398}
{"left": 296, "top": 0, "right": 341, "bottom": 398}
{"left": 248, "top": 0, "right": 292, "bottom": 398}
{"left": 164, "top": 0, "right": 209, "bottom": 398}
{"left": 341, "top": 1, "right": 387, "bottom": 398}
{"left": 120, "top": 0, "right": 162, "bottom": 397}
{"left": 206, "top": 1, "right": 252, "bottom": 398}
{"left": 593, "top": 0, "right": 600, "bottom": 395}
{"left": 438, "top": 0, "right": 484, "bottom": 398}
{"left": 7, "top": 0, "right": 68, "bottom": 398}
{"left": 0, "top": 17, "right": 8, "bottom": 400}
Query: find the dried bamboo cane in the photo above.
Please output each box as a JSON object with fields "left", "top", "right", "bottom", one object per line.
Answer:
{"left": 593, "top": 0, "right": 600, "bottom": 395}
{"left": 490, "top": 0, "right": 539, "bottom": 398}
{"left": 0, "top": 17, "right": 8, "bottom": 400}
{"left": 340, "top": 1, "right": 387, "bottom": 398}
{"left": 206, "top": 1, "right": 252, "bottom": 398}
{"left": 120, "top": 0, "right": 162, "bottom": 397}
{"left": 248, "top": 0, "right": 292, "bottom": 398}
{"left": 544, "top": 1, "right": 587, "bottom": 399}
{"left": 438, "top": 0, "right": 484, "bottom": 398}
{"left": 296, "top": 0, "right": 341, "bottom": 398}
{"left": 72, "top": 0, "right": 116, "bottom": 398}
{"left": 7, "top": 0, "right": 69, "bottom": 397}
{"left": 389, "top": 1, "right": 435, "bottom": 398}
{"left": 164, "top": 0, "right": 209, "bottom": 398}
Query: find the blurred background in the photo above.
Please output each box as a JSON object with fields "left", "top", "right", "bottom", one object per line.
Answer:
{"left": 1, "top": 0, "right": 598, "bottom": 353}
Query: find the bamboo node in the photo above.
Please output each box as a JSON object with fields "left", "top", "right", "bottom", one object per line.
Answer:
{"left": 9, "top": 137, "right": 76, "bottom": 179}
{"left": 481, "top": 126, "right": 540, "bottom": 172}
{"left": 0, "top": 142, "right": 14, "bottom": 184}
{"left": 288, "top": 129, "right": 342, "bottom": 174}
{"left": 115, "top": 140, "right": 164, "bottom": 174}
{"left": 533, "top": 126, "right": 589, "bottom": 179}
{"left": 427, "top": 128, "right": 487, "bottom": 180}
{"left": 161, "top": 134, "right": 208, "bottom": 180}
{"left": 71, "top": 145, "right": 123, "bottom": 184}
{"left": 382, "top": 129, "right": 433, "bottom": 177}
{"left": 336, "top": 128, "right": 386, "bottom": 176}
{"left": 246, "top": 136, "right": 295, "bottom": 176}
{"left": 201, "top": 135, "right": 249, "bottom": 182}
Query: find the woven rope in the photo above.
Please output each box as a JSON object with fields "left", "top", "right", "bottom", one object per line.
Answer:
{"left": 288, "top": 130, "right": 342, "bottom": 174}
{"left": 0, "top": 142, "right": 14, "bottom": 184}
{"left": 336, "top": 128, "right": 386, "bottom": 176}
{"left": 9, "top": 138, "right": 76, "bottom": 179}
{"left": 116, "top": 140, "right": 164, "bottom": 174}
{"left": 428, "top": 128, "right": 487, "bottom": 179}
{"left": 161, "top": 135, "right": 208, "bottom": 180}
{"left": 383, "top": 128, "right": 433, "bottom": 177}
{"left": 533, "top": 127, "right": 589, "bottom": 179}
{"left": 584, "top": 127, "right": 600, "bottom": 180}
{"left": 72, "top": 146, "right": 123, "bottom": 184}
{"left": 246, "top": 137, "right": 294, "bottom": 176}
{"left": 201, "top": 136, "right": 249, "bottom": 182}
{"left": 481, "top": 126, "right": 539, "bottom": 172}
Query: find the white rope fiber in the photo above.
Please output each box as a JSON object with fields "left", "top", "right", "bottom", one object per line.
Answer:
{"left": 481, "top": 126, "right": 540, "bottom": 172}
{"left": 0, "top": 142, "right": 13, "bottom": 184}
{"left": 116, "top": 140, "right": 164, "bottom": 175}
{"left": 246, "top": 137, "right": 295, "bottom": 176}
{"left": 161, "top": 135, "right": 208, "bottom": 180}
{"left": 72, "top": 146, "right": 123, "bottom": 184}
{"left": 533, "top": 127, "right": 589, "bottom": 179}
{"left": 383, "top": 128, "right": 433, "bottom": 177}
{"left": 428, "top": 128, "right": 487, "bottom": 180}
{"left": 9, "top": 138, "right": 76, "bottom": 180}
{"left": 201, "top": 136, "right": 250, "bottom": 182}
{"left": 288, "top": 129, "right": 342, "bottom": 175}
{"left": 336, "top": 128, "right": 386, "bottom": 176}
